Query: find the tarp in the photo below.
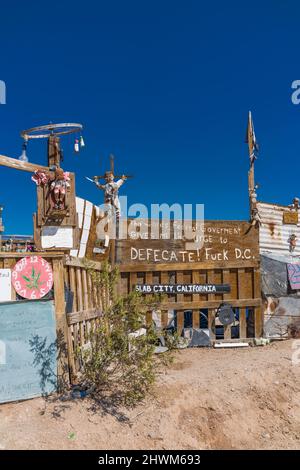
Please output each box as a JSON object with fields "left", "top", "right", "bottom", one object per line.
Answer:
{"left": 261, "top": 255, "right": 300, "bottom": 338}
{"left": 261, "top": 255, "right": 289, "bottom": 297}
{"left": 264, "top": 296, "right": 300, "bottom": 338}
{"left": 0, "top": 300, "right": 57, "bottom": 403}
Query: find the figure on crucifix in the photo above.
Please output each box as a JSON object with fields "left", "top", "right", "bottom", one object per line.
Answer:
{"left": 86, "top": 155, "right": 132, "bottom": 218}
{"left": 93, "top": 171, "right": 127, "bottom": 217}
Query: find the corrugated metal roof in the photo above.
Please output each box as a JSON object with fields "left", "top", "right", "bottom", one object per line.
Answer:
{"left": 257, "top": 201, "right": 300, "bottom": 260}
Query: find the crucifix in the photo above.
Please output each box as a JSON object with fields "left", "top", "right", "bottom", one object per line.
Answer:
{"left": 89, "top": 154, "right": 132, "bottom": 218}
{"left": 87, "top": 154, "right": 132, "bottom": 264}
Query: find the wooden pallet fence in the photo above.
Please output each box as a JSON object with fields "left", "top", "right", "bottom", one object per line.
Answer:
{"left": 118, "top": 263, "right": 262, "bottom": 341}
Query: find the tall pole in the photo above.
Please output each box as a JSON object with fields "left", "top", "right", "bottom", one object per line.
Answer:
{"left": 47, "top": 135, "right": 62, "bottom": 167}
{"left": 246, "top": 111, "right": 258, "bottom": 220}
{"left": 0, "top": 205, "right": 4, "bottom": 251}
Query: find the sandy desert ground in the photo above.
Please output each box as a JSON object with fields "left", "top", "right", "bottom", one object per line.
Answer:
{"left": 0, "top": 339, "right": 300, "bottom": 450}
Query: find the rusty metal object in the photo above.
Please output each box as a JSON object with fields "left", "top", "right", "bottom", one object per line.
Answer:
{"left": 257, "top": 201, "right": 300, "bottom": 256}
{"left": 21, "top": 123, "right": 83, "bottom": 140}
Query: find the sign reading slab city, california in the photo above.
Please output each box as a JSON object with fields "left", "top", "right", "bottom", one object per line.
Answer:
{"left": 136, "top": 284, "right": 231, "bottom": 294}
{"left": 116, "top": 220, "right": 259, "bottom": 265}
{"left": 12, "top": 256, "right": 53, "bottom": 300}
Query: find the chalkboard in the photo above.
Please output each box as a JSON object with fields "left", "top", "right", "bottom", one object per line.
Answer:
{"left": 0, "top": 300, "right": 57, "bottom": 403}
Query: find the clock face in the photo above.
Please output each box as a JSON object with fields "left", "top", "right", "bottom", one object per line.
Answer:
{"left": 12, "top": 256, "right": 54, "bottom": 300}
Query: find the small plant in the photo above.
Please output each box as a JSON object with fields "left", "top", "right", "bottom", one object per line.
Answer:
{"left": 22, "top": 267, "right": 44, "bottom": 290}
{"left": 76, "top": 261, "right": 176, "bottom": 406}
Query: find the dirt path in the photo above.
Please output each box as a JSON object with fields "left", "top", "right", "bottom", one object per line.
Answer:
{"left": 1, "top": 340, "right": 300, "bottom": 450}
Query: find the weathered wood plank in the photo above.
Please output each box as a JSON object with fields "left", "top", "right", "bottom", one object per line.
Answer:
{"left": 0, "top": 153, "right": 52, "bottom": 173}
{"left": 207, "top": 270, "right": 216, "bottom": 301}
{"left": 254, "top": 306, "right": 263, "bottom": 338}
{"left": 53, "top": 259, "right": 70, "bottom": 388}
{"left": 253, "top": 267, "right": 262, "bottom": 338}
{"left": 176, "top": 272, "right": 184, "bottom": 303}
{"left": 192, "top": 271, "right": 200, "bottom": 302}
{"left": 66, "top": 256, "right": 102, "bottom": 270}
{"left": 161, "top": 310, "right": 168, "bottom": 328}
{"left": 82, "top": 269, "right": 89, "bottom": 311}
{"left": 222, "top": 269, "right": 231, "bottom": 301}
{"left": 76, "top": 268, "right": 83, "bottom": 311}
{"left": 176, "top": 310, "right": 184, "bottom": 335}
{"left": 162, "top": 299, "right": 261, "bottom": 310}
{"left": 69, "top": 266, "right": 77, "bottom": 312}
{"left": 208, "top": 309, "right": 216, "bottom": 340}
{"left": 118, "top": 260, "right": 259, "bottom": 272}
{"left": 192, "top": 310, "right": 200, "bottom": 329}
{"left": 0, "top": 252, "right": 64, "bottom": 258}
{"left": 129, "top": 272, "right": 137, "bottom": 292}
{"left": 239, "top": 307, "right": 247, "bottom": 339}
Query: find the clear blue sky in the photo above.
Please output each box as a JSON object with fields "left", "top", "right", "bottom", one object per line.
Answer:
{"left": 1, "top": 0, "right": 300, "bottom": 234}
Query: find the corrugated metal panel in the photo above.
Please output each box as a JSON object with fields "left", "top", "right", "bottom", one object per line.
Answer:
{"left": 257, "top": 202, "right": 300, "bottom": 258}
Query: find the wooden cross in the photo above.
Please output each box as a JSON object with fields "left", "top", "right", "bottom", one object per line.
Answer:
{"left": 93, "top": 154, "right": 133, "bottom": 180}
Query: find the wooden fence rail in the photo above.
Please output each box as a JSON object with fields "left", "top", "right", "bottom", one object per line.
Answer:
{"left": 0, "top": 253, "right": 263, "bottom": 384}
{"left": 118, "top": 264, "right": 262, "bottom": 342}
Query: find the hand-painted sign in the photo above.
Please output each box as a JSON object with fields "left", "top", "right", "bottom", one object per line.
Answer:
{"left": 12, "top": 256, "right": 53, "bottom": 300}
{"left": 117, "top": 220, "right": 259, "bottom": 265}
{"left": 283, "top": 212, "right": 299, "bottom": 225}
{"left": 287, "top": 263, "right": 300, "bottom": 290}
{"left": 0, "top": 269, "right": 12, "bottom": 302}
{"left": 135, "top": 284, "right": 231, "bottom": 294}
{"left": 0, "top": 300, "right": 57, "bottom": 403}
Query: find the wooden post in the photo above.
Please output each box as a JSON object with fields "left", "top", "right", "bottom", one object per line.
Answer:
{"left": 53, "top": 259, "right": 71, "bottom": 389}
{"left": 239, "top": 307, "right": 247, "bottom": 339}
{"left": 48, "top": 135, "right": 61, "bottom": 168}
{"left": 254, "top": 267, "right": 263, "bottom": 338}
{"left": 208, "top": 308, "right": 216, "bottom": 341}
{"left": 246, "top": 112, "right": 257, "bottom": 219}
{"left": 176, "top": 309, "right": 184, "bottom": 335}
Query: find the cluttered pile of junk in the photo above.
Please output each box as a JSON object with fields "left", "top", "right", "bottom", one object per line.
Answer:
{"left": 247, "top": 112, "right": 300, "bottom": 340}
{"left": 0, "top": 114, "right": 299, "bottom": 376}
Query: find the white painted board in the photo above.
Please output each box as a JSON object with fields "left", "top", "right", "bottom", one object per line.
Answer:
{"left": 0, "top": 269, "right": 12, "bottom": 302}
{"left": 41, "top": 226, "right": 73, "bottom": 249}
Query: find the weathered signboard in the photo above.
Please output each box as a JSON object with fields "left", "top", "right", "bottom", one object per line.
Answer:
{"left": 0, "top": 269, "right": 11, "bottom": 302}
{"left": 117, "top": 220, "right": 262, "bottom": 340}
{"left": 135, "top": 284, "right": 230, "bottom": 294}
{"left": 0, "top": 300, "right": 57, "bottom": 403}
{"left": 116, "top": 220, "right": 259, "bottom": 266}
{"left": 282, "top": 211, "right": 299, "bottom": 225}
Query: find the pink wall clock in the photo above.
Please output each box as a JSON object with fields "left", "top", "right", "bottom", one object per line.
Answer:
{"left": 12, "top": 256, "right": 54, "bottom": 300}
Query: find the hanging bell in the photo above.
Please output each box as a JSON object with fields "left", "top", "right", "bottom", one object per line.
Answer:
{"left": 74, "top": 138, "right": 80, "bottom": 153}
{"left": 79, "top": 135, "right": 85, "bottom": 148}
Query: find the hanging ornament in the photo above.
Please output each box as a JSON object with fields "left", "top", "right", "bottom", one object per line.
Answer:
{"left": 74, "top": 138, "right": 80, "bottom": 153}
{"left": 19, "top": 139, "right": 28, "bottom": 162}
{"left": 80, "top": 135, "right": 85, "bottom": 148}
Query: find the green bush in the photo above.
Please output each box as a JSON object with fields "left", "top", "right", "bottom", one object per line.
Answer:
{"left": 76, "top": 261, "right": 176, "bottom": 407}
